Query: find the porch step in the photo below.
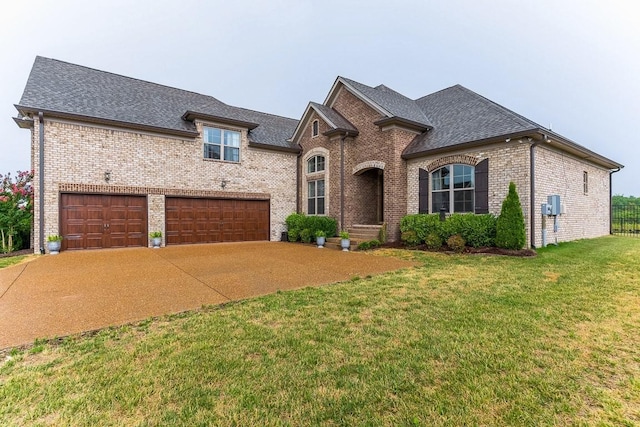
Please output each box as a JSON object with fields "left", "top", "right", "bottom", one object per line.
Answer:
{"left": 348, "top": 225, "right": 383, "bottom": 242}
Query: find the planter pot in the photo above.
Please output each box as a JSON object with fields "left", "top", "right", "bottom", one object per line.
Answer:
{"left": 47, "top": 241, "right": 61, "bottom": 255}
{"left": 151, "top": 237, "right": 162, "bottom": 248}
{"left": 317, "top": 236, "right": 325, "bottom": 248}
{"left": 341, "top": 238, "right": 350, "bottom": 252}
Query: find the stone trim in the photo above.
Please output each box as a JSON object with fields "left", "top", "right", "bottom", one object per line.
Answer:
{"left": 57, "top": 183, "right": 270, "bottom": 200}
{"left": 425, "top": 155, "right": 479, "bottom": 172}
{"left": 353, "top": 160, "right": 385, "bottom": 175}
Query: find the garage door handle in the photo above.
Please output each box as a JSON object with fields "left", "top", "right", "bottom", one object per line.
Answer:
{"left": 104, "top": 224, "right": 110, "bottom": 229}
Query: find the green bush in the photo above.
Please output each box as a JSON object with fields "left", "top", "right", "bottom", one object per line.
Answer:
{"left": 401, "top": 230, "right": 420, "bottom": 246}
{"left": 447, "top": 234, "right": 466, "bottom": 253}
{"left": 495, "top": 182, "right": 526, "bottom": 250}
{"left": 424, "top": 233, "right": 442, "bottom": 250}
{"left": 300, "top": 228, "right": 312, "bottom": 243}
{"left": 400, "top": 213, "right": 496, "bottom": 247}
{"left": 285, "top": 213, "right": 337, "bottom": 242}
{"left": 357, "top": 240, "right": 381, "bottom": 251}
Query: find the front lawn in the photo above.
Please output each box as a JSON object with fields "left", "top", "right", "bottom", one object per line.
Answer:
{"left": 1, "top": 236, "right": 639, "bottom": 425}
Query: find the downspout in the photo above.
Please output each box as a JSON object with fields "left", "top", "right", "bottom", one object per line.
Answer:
{"left": 38, "top": 112, "right": 45, "bottom": 254}
{"left": 529, "top": 136, "right": 544, "bottom": 248}
{"left": 296, "top": 150, "right": 301, "bottom": 213}
{"left": 609, "top": 167, "right": 621, "bottom": 234}
{"left": 340, "top": 132, "right": 349, "bottom": 231}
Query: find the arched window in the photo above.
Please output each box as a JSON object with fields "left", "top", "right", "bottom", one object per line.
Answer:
{"left": 431, "top": 164, "right": 475, "bottom": 213}
{"left": 307, "top": 155, "right": 325, "bottom": 173}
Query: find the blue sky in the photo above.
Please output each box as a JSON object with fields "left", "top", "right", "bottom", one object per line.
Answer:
{"left": 0, "top": 0, "right": 637, "bottom": 195}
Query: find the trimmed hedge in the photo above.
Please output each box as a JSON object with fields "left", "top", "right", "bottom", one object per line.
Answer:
{"left": 400, "top": 213, "right": 497, "bottom": 248}
{"left": 285, "top": 213, "right": 337, "bottom": 242}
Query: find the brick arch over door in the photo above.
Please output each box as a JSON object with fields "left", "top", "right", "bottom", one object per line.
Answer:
{"left": 418, "top": 158, "right": 489, "bottom": 214}
{"left": 352, "top": 160, "right": 385, "bottom": 176}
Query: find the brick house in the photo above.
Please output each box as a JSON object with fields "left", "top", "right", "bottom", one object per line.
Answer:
{"left": 14, "top": 57, "right": 622, "bottom": 253}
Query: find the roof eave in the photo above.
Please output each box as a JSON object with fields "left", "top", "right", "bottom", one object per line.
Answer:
{"left": 15, "top": 105, "right": 199, "bottom": 138}
{"left": 534, "top": 129, "right": 623, "bottom": 170}
{"left": 13, "top": 116, "right": 34, "bottom": 129}
{"left": 374, "top": 117, "right": 431, "bottom": 133}
{"left": 248, "top": 140, "right": 300, "bottom": 154}
{"left": 182, "top": 111, "right": 259, "bottom": 130}
{"left": 323, "top": 128, "right": 360, "bottom": 138}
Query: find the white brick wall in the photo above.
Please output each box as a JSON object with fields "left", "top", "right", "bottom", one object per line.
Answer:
{"left": 31, "top": 118, "right": 297, "bottom": 252}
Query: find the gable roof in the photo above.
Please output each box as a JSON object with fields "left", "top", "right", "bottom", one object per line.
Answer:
{"left": 289, "top": 102, "right": 358, "bottom": 143}
{"left": 15, "top": 56, "right": 299, "bottom": 151}
{"left": 330, "top": 77, "right": 433, "bottom": 130}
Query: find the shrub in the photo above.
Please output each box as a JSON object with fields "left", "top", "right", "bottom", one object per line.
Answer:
{"left": 285, "top": 213, "right": 337, "bottom": 242}
{"left": 400, "top": 213, "right": 496, "bottom": 247}
{"left": 424, "top": 232, "right": 442, "bottom": 250}
{"left": 300, "top": 228, "right": 313, "bottom": 243}
{"left": 401, "top": 230, "right": 420, "bottom": 246}
{"left": 357, "top": 240, "right": 381, "bottom": 251}
{"left": 495, "top": 182, "right": 526, "bottom": 250}
{"left": 447, "top": 234, "right": 466, "bottom": 253}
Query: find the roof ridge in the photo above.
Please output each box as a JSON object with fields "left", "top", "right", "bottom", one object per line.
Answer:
{"left": 34, "top": 56, "right": 228, "bottom": 104}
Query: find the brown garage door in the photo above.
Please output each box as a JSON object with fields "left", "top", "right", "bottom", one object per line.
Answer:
{"left": 165, "top": 198, "right": 269, "bottom": 245}
{"left": 60, "top": 194, "right": 147, "bottom": 250}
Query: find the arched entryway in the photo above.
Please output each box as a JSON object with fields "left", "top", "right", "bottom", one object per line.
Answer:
{"left": 353, "top": 161, "right": 385, "bottom": 224}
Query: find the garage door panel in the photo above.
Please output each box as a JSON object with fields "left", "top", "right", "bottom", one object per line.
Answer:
{"left": 61, "top": 194, "right": 147, "bottom": 251}
{"left": 166, "top": 197, "right": 269, "bottom": 245}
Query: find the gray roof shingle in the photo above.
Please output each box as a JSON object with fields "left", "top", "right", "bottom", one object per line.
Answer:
{"left": 16, "top": 56, "right": 298, "bottom": 150}
{"left": 404, "top": 85, "right": 540, "bottom": 156}
{"left": 340, "top": 77, "right": 433, "bottom": 128}
{"left": 309, "top": 102, "right": 357, "bottom": 133}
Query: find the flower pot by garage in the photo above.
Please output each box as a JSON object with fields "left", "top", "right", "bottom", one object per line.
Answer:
{"left": 47, "top": 240, "right": 61, "bottom": 255}
{"left": 151, "top": 237, "right": 162, "bottom": 248}
{"left": 341, "top": 238, "right": 350, "bottom": 252}
{"left": 317, "top": 236, "right": 326, "bottom": 248}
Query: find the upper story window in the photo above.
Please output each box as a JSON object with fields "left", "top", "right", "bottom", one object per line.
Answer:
{"left": 204, "top": 127, "right": 241, "bottom": 162}
{"left": 432, "top": 164, "right": 475, "bottom": 213}
{"left": 312, "top": 120, "right": 319, "bottom": 137}
{"left": 307, "top": 155, "right": 325, "bottom": 173}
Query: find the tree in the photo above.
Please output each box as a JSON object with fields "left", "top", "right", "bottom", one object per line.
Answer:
{"left": 0, "top": 170, "right": 33, "bottom": 253}
{"left": 495, "top": 182, "right": 526, "bottom": 250}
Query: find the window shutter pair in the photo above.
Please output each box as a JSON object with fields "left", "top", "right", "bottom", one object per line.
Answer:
{"left": 417, "top": 159, "right": 489, "bottom": 214}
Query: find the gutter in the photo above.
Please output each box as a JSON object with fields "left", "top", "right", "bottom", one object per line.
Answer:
{"left": 610, "top": 166, "right": 622, "bottom": 234}
{"left": 38, "top": 112, "right": 45, "bottom": 254}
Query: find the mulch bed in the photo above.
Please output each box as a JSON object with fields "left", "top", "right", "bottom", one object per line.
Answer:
{"left": 380, "top": 242, "right": 536, "bottom": 257}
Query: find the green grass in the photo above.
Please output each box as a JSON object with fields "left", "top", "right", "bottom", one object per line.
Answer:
{"left": 1, "top": 236, "right": 639, "bottom": 426}
{"left": 0, "top": 255, "right": 28, "bottom": 269}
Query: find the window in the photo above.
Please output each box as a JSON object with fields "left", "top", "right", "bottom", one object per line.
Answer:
{"left": 583, "top": 171, "right": 588, "bottom": 193}
{"left": 204, "top": 127, "right": 240, "bottom": 162}
{"left": 431, "top": 164, "right": 475, "bottom": 213}
{"left": 308, "top": 180, "right": 325, "bottom": 215}
{"left": 312, "top": 120, "right": 319, "bottom": 137}
{"left": 307, "top": 155, "right": 325, "bottom": 173}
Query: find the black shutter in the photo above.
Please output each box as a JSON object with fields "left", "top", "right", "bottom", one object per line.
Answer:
{"left": 475, "top": 159, "right": 489, "bottom": 214}
{"left": 419, "top": 168, "right": 429, "bottom": 213}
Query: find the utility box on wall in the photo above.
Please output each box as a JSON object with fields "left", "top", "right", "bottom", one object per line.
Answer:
{"left": 541, "top": 204, "right": 552, "bottom": 216}
{"left": 547, "top": 195, "right": 560, "bottom": 216}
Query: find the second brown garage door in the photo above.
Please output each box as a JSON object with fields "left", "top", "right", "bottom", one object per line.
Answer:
{"left": 165, "top": 198, "right": 269, "bottom": 245}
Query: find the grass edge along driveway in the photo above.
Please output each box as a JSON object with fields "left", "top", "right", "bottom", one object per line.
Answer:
{"left": 1, "top": 236, "right": 639, "bottom": 426}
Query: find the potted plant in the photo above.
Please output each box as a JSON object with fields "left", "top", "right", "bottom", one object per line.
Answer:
{"left": 46, "top": 235, "right": 63, "bottom": 255}
{"left": 315, "top": 230, "right": 326, "bottom": 248}
{"left": 339, "top": 230, "right": 350, "bottom": 252}
{"left": 149, "top": 231, "right": 162, "bottom": 248}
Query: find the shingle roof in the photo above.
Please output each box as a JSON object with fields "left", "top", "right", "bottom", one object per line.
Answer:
{"left": 16, "top": 56, "right": 299, "bottom": 150}
{"left": 339, "top": 77, "right": 432, "bottom": 128}
{"left": 404, "top": 85, "right": 540, "bottom": 156}
{"left": 309, "top": 102, "right": 357, "bottom": 133}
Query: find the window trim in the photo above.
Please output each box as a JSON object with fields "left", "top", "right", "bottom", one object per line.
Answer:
{"left": 203, "top": 126, "right": 241, "bottom": 163}
{"left": 431, "top": 164, "right": 475, "bottom": 214}
{"left": 311, "top": 119, "right": 319, "bottom": 137}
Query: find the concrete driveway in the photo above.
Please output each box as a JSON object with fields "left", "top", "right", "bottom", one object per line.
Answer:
{"left": 0, "top": 242, "right": 415, "bottom": 349}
